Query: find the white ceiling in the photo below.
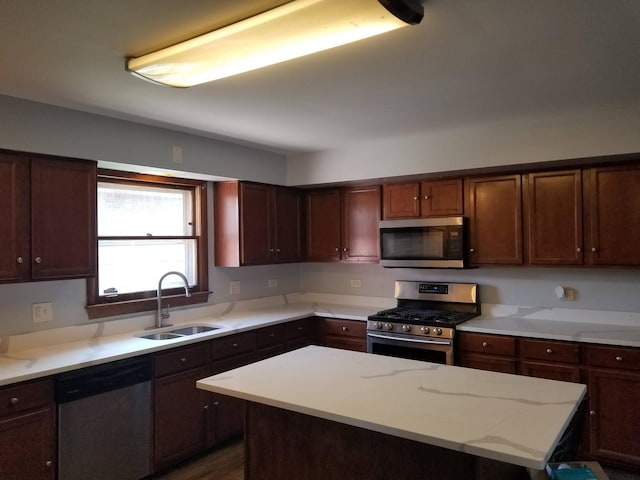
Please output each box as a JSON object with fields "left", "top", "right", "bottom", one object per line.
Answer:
{"left": 1, "top": 0, "right": 639, "bottom": 155}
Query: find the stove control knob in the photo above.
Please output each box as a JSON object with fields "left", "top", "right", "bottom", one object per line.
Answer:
{"left": 375, "top": 322, "right": 383, "bottom": 330}
{"left": 420, "top": 326, "right": 430, "bottom": 334}
{"left": 384, "top": 323, "right": 394, "bottom": 331}
{"left": 434, "top": 327, "right": 443, "bottom": 336}
{"left": 402, "top": 324, "right": 411, "bottom": 332}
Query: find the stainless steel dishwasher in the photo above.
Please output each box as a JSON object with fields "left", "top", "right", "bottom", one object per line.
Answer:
{"left": 56, "top": 355, "right": 152, "bottom": 480}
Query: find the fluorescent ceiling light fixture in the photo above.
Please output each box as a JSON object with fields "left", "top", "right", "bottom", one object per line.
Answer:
{"left": 126, "top": 0, "right": 423, "bottom": 87}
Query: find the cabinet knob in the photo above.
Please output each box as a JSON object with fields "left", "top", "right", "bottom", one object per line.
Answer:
{"left": 576, "top": 247, "right": 581, "bottom": 253}
{"left": 9, "top": 397, "right": 18, "bottom": 406}
{"left": 342, "top": 326, "right": 348, "bottom": 332}
{"left": 615, "top": 356, "right": 623, "bottom": 362}
{"left": 269, "top": 248, "right": 274, "bottom": 253}
{"left": 413, "top": 196, "right": 418, "bottom": 201}
{"left": 424, "top": 195, "right": 431, "bottom": 200}
{"left": 592, "top": 247, "right": 598, "bottom": 252}
{"left": 180, "top": 357, "right": 187, "bottom": 363}
{"left": 34, "top": 256, "right": 42, "bottom": 264}
{"left": 232, "top": 343, "right": 238, "bottom": 348}
{"left": 481, "top": 342, "right": 488, "bottom": 347}
{"left": 343, "top": 248, "right": 348, "bottom": 252}
{"left": 203, "top": 404, "right": 209, "bottom": 410}
{"left": 590, "top": 410, "right": 596, "bottom": 416}
{"left": 45, "top": 461, "right": 52, "bottom": 468}
{"left": 469, "top": 248, "right": 475, "bottom": 253}
{"left": 269, "top": 333, "right": 275, "bottom": 337}
{"left": 16, "top": 256, "right": 24, "bottom": 264}
{"left": 546, "top": 348, "right": 553, "bottom": 354}
{"left": 335, "top": 247, "right": 339, "bottom": 252}
{"left": 213, "top": 401, "right": 220, "bottom": 406}
{"left": 276, "top": 248, "right": 281, "bottom": 253}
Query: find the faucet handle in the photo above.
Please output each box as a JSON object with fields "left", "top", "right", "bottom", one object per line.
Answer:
{"left": 161, "top": 303, "right": 171, "bottom": 320}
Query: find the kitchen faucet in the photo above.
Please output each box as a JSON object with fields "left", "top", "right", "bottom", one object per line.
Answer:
{"left": 155, "top": 271, "right": 191, "bottom": 329}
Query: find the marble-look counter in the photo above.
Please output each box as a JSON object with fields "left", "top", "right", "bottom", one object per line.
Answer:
{"left": 460, "top": 304, "right": 640, "bottom": 347}
{"left": 0, "top": 297, "right": 384, "bottom": 387}
{"left": 197, "top": 345, "right": 587, "bottom": 470}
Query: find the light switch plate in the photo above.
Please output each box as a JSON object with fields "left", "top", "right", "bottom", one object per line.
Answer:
{"left": 230, "top": 281, "right": 240, "bottom": 295}
{"left": 32, "top": 302, "right": 53, "bottom": 323}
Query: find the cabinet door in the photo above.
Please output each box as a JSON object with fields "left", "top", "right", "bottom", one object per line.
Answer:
{"left": 0, "top": 152, "right": 30, "bottom": 283}
{"left": 154, "top": 366, "right": 209, "bottom": 470}
{"left": 525, "top": 170, "right": 583, "bottom": 265}
{"left": 588, "top": 368, "right": 640, "bottom": 467}
{"left": 30, "top": 156, "right": 96, "bottom": 280}
{"left": 0, "top": 408, "right": 55, "bottom": 480}
{"left": 383, "top": 182, "right": 421, "bottom": 219}
{"left": 586, "top": 164, "right": 640, "bottom": 265}
{"left": 421, "top": 179, "right": 463, "bottom": 216}
{"left": 211, "top": 392, "right": 245, "bottom": 446}
{"left": 341, "top": 186, "right": 380, "bottom": 262}
{"left": 273, "top": 186, "right": 302, "bottom": 263}
{"left": 305, "top": 189, "right": 341, "bottom": 261}
{"left": 239, "top": 183, "right": 272, "bottom": 265}
{"left": 466, "top": 175, "right": 523, "bottom": 264}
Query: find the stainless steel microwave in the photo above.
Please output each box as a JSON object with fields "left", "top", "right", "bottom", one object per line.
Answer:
{"left": 379, "top": 216, "right": 467, "bottom": 268}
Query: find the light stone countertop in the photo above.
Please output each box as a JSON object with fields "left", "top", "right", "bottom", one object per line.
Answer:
{"left": 0, "top": 298, "right": 384, "bottom": 387}
{"left": 196, "top": 345, "right": 587, "bottom": 471}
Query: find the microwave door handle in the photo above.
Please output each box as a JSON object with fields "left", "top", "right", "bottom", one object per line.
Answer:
{"left": 367, "top": 333, "right": 451, "bottom": 346}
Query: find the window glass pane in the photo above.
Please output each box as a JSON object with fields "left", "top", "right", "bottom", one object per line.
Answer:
{"left": 98, "top": 239, "right": 196, "bottom": 296}
{"left": 98, "top": 182, "right": 193, "bottom": 236}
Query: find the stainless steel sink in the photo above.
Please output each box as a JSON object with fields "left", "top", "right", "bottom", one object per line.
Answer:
{"left": 169, "top": 325, "right": 219, "bottom": 335}
{"left": 139, "top": 332, "right": 183, "bottom": 340}
{"left": 137, "top": 324, "right": 222, "bottom": 340}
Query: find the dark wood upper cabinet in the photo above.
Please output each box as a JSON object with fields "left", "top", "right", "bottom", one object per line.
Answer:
{"left": 585, "top": 164, "right": 640, "bottom": 266}
{"left": 0, "top": 152, "right": 30, "bottom": 283}
{"left": 524, "top": 169, "right": 583, "bottom": 265}
{"left": 341, "top": 186, "right": 380, "bottom": 262}
{"left": 465, "top": 174, "right": 523, "bottom": 265}
{"left": 383, "top": 179, "right": 462, "bottom": 219}
{"left": 214, "top": 181, "right": 302, "bottom": 266}
{"left": 0, "top": 152, "right": 96, "bottom": 283}
{"left": 305, "top": 186, "right": 380, "bottom": 263}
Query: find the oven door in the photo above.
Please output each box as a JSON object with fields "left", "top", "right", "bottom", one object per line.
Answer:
{"left": 367, "top": 332, "right": 454, "bottom": 365}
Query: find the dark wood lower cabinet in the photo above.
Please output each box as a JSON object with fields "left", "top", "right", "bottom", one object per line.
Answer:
{"left": 0, "top": 378, "right": 55, "bottom": 480}
{"left": 245, "top": 402, "right": 527, "bottom": 480}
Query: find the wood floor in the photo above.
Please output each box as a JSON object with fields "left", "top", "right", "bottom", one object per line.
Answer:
{"left": 153, "top": 442, "right": 244, "bottom": 480}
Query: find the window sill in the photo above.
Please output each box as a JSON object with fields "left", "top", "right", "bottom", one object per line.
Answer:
{"left": 86, "top": 291, "right": 212, "bottom": 320}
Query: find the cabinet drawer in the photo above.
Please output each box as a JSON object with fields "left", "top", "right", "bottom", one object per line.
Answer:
{"left": 0, "top": 378, "right": 53, "bottom": 418}
{"left": 154, "top": 344, "right": 209, "bottom": 378}
{"left": 211, "top": 352, "right": 256, "bottom": 375}
{"left": 521, "top": 339, "right": 579, "bottom": 364}
{"left": 255, "top": 324, "right": 286, "bottom": 349}
{"left": 587, "top": 345, "right": 640, "bottom": 371}
{"left": 285, "top": 318, "right": 315, "bottom": 341}
{"left": 322, "top": 319, "right": 366, "bottom": 338}
{"left": 211, "top": 332, "right": 256, "bottom": 361}
{"left": 457, "top": 333, "right": 516, "bottom": 356}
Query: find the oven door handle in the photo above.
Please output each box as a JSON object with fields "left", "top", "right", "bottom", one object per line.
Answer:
{"left": 366, "top": 332, "right": 452, "bottom": 346}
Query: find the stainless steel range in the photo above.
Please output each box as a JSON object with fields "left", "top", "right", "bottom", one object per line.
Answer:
{"left": 367, "top": 281, "right": 479, "bottom": 365}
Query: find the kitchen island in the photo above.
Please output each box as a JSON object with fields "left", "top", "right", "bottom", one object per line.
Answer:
{"left": 197, "top": 345, "right": 586, "bottom": 480}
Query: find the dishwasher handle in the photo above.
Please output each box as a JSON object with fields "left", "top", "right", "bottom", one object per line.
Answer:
{"left": 56, "top": 355, "right": 152, "bottom": 404}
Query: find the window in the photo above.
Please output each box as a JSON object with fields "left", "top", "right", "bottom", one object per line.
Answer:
{"left": 86, "top": 170, "right": 209, "bottom": 319}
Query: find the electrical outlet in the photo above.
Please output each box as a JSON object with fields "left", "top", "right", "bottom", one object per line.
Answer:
{"left": 32, "top": 302, "right": 53, "bottom": 323}
{"left": 229, "top": 281, "right": 240, "bottom": 295}
{"left": 172, "top": 145, "right": 183, "bottom": 164}
{"left": 564, "top": 288, "right": 576, "bottom": 301}
{"left": 268, "top": 279, "right": 278, "bottom": 288}
{"left": 350, "top": 279, "right": 362, "bottom": 288}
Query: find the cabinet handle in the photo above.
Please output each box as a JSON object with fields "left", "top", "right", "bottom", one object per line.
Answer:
{"left": 592, "top": 247, "right": 598, "bottom": 252}
{"left": 589, "top": 410, "right": 596, "bottom": 416}
{"left": 546, "top": 348, "right": 553, "bottom": 354}
{"left": 45, "top": 461, "right": 52, "bottom": 468}
{"left": 34, "top": 256, "right": 42, "bottom": 264}
{"left": 481, "top": 342, "right": 488, "bottom": 347}
{"left": 16, "top": 256, "right": 24, "bottom": 264}
{"left": 615, "top": 356, "right": 623, "bottom": 362}
{"left": 9, "top": 397, "right": 18, "bottom": 406}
